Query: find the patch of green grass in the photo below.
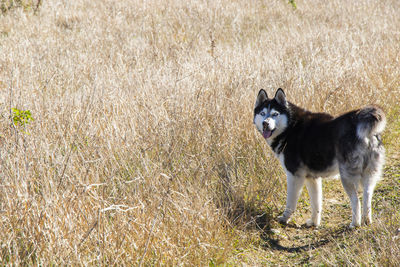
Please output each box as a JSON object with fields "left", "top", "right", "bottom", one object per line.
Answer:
{"left": 1, "top": 0, "right": 41, "bottom": 14}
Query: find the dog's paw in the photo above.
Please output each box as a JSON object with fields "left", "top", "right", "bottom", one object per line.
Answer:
{"left": 349, "top": 222, "right": 361, "bottom": 229}
{"left": 277, "top": 215, "right": 289, "bottom": 224}
{"left": 362, "top": 216, "right": 372, "bottom": 226}
{"left": 306, "top": 218, "right": 320, "bottom": 228}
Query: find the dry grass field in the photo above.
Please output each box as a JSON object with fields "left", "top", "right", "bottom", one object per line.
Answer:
{"left": 0, "top": 0, "right": 399, "bottom": 265}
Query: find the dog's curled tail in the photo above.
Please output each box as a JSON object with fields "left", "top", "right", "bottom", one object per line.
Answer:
{"left": 356, "top": 105, "right": 386, "bottom": 139}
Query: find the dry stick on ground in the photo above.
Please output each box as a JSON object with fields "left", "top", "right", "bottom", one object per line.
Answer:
{"left": 8, "top": 69, "right": 17, "bottom": 150}
{"left": 7, "top": 69, "right": 22, "bottom": 182}
{"left": 65, "top": 218, "right": 99, "bottom": 261}
{"left": 138, "top": 173, "right": 173, "bottom": 267}
{"left": 57, "top": 84, "right": 96, "bottom": 190}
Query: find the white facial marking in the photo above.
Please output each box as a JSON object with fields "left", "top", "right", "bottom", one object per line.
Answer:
{"left": 254, "top": 107, "right": 268, "bottom": 133}
{"left": 254, "top": 107, "right": 289, "bottom": 143}
{"left": 267, "top": 108, "right": 288, "bottom": 141}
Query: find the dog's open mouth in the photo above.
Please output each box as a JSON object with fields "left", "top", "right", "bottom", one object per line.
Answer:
{"left": 263, "top": 129, "right": 274, "bottom": 139}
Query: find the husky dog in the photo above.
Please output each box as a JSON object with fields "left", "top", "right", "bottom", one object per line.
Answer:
{"left": 254, "top": 88, "right": 385, "bottom": 228}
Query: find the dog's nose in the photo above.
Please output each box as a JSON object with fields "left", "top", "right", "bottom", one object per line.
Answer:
{"left": 263, "top": 121, "right": 269, "bottom": 128}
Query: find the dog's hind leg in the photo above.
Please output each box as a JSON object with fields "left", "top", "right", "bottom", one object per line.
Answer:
{"left": 305, "top": 177, "right": 322, "bottom": 227}
{"left": 361, "top": 141, "right": 385, "bottom": 225}
{"left": 340, "top": 169, "right": 362, "bottom": 228}
{"left": 278, "top": 173, "right": 305, "bottom": 224}
{"left": 361, "top": 175, "right": 378, "bottom": 225}
{"left": 361, "top": 163, "right": 383, "bottom": 225}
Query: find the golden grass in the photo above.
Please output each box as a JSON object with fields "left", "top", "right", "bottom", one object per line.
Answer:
{"left": 0, "top": 0, "right": 399, "bottom": 265}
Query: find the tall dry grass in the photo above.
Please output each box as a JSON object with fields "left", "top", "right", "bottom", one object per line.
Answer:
{"left": 0, "top": 0, "right": 399, "bottom": 265}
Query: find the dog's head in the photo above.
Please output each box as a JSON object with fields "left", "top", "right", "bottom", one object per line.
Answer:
{"left": 254, "top": 88, "right": 289, "bottom": 142}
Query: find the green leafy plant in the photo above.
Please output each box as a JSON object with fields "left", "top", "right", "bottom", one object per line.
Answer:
{"left": 288, "top": 0, "right": 297, "bottom": 10}
{"left": 12, "top": 108, "right": 34, "bottom": 128}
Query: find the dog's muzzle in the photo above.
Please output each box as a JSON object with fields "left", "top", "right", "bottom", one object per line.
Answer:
{"left": 262, "top": 121, "right": 274, "bottom": 139}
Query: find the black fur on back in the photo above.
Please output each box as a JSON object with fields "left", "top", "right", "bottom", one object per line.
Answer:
{"left": 257, "top": 98, "right": 385, "bottom": 176}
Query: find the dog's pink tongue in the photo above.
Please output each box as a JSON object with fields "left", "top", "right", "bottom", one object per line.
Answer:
{"left": 263, "top": 130, "right": 272, "bottom": 139}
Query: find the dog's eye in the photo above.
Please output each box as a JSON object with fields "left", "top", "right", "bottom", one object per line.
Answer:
{"left": 272, "top": 112, "right": 279, "bottom": 117}
{"left": 260, "top": 111, "right": 266, "bottom": 116}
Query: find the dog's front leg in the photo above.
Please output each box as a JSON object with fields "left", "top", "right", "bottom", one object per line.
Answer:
{"left": 278, "top": 173, "right": 305, "bottom": 224}
{"left": 305, "top": 177, "right": 322, "bottom": 227}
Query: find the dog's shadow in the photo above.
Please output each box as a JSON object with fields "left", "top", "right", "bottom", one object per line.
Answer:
{"left": 218, "top": 190, "right": 349, "bottom": 253}
{"left": 225, "top": 203, "right": 349, "bottom": 253}
{"left": 214, "top": 163, "right": 349, "bottom": 253}
{"left": 260, "top": 224, "right": 350, "bottom": 253}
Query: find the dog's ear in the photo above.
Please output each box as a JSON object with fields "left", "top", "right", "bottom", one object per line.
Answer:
{"left": 274, "top": 88, "right": 287, "bottom": 106}
{"left": 255, "top": 89, "right": 268, "bottom": 108}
